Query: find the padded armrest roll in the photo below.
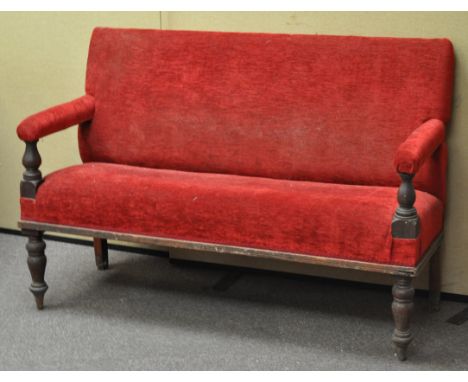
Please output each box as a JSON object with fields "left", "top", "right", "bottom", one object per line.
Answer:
{"left": 394, "top": 119, "right": 445, "bottom": 174}
{"left": 17, "top": 95, "right": 95, "bottom": 141}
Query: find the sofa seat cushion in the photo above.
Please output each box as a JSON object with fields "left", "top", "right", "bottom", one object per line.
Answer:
{"left": 20, "top": 163, "right": 443, "bottom": 266}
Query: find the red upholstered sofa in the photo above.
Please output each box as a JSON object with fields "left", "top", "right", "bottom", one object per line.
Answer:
{"left": 17, "top": 28, "right": 454, "bottom": 361}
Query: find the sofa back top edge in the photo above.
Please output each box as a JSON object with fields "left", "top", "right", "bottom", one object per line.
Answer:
{"left": 78, "top": 27, "right": 455, "bottom": 200}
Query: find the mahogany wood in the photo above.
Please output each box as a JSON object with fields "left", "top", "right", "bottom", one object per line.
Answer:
{"left": 93, "top": 237, "right": 109, "bottom": 270}
{"left": 23, "top": 229, "right": 48, "bottom": 310}
{"left": 18, "top": 220, "right": 442, "bottom": 278}
{"left": 20, "top": 141, "right": 43, "bottom": 198}
{"left": 392, "top": 276, "right": 414, "bottom": 361}
{"left": 392, "top": 173, "right": 420, "bottom": 238}
{"left": 429, "top": 246, "right": 442, "bottom": 311}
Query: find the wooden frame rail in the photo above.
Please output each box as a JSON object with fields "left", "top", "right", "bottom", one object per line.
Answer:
{"left": 19, "top": 220, "right": 442, "bottom": 278}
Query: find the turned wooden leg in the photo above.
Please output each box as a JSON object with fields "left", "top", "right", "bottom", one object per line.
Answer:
{"left": 429, "top": 248, "right": 442, "bottom": 311}
{"left": 392, "top": 276, "right": 414, "bottom": 361}
{"left": 94, "top": 238, "right": 108, "bottom": 270}
{"left": 25, "top": 230, "right": 48, "bottom": 310}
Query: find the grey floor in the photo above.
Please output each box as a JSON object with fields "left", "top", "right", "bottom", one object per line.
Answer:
{"left": 0, "top": 232, "right": 467, "bottom": 370}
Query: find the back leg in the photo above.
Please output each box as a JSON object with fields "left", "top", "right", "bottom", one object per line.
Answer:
{"left": 94, "top": 238, "right": 108, "bottom": 270}
{"left": 429, "top": 247, "right": 442, "bottom": 311}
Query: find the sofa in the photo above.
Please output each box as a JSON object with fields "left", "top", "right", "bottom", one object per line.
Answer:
{"left": 17, "top": 28, "right": 455, "bottom": 361}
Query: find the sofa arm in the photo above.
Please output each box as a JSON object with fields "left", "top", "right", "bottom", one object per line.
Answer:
{"left": 18, "top": 95, "right": 94, "bottom": 198}
{"left": 17, "top": 95, "right": 95, "bottom": 142}
{"left": 391, "top": 119, "right": 445, "bottom": 239}
{"left": 394, "top": 119, "right": 445, "bottom": 175}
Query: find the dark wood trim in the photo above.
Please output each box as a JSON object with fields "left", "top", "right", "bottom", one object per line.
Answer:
{"left": 18, "top": 220, "right": 442, "bottom": 277}
{"left": 93, "top": 237, "right": 109, "bottom": 270}
{"left": 392, "top": 276, "right": 414, "bottom": 361}
{"left": 5, "top": 227, "right": 466, "bottom": 301}
{"left": 20, "top": 141, "right": 43, "bottom": 198}
{"left": 23, "top": 229, "right": 48, "bottom": 310}
{"left": 0, "top": 227, "right": 167, "bottom": 257}
{"left": 429, "top": 246, "right": 442, "bottom": 311}
{"left": 392, "top": 173, "right": 420, "bottom": 238}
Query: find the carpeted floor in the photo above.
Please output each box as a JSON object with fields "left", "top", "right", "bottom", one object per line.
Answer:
{"left": 0, "top": 232, "right": 467, "bottom": 370}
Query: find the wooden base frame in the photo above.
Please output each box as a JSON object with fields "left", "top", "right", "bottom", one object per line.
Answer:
{"left": 19, "top": 221, "right": 441, "bottom": 277}
{"left": 19, "top": 220, "right": 443, "bottom": 361}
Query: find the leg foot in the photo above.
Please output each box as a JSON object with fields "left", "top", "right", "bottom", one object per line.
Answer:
{"left": 429, "top": 248, "right": 441, "bottom": 312}
{"left": 25, "top": 230, "right": 48, "bottom": 310}
{"left": 392, "top": 276, "right": 414, "bottom": 361}
{"left": 394, "top": 346, "right": 408, "bottom": 362}
{"left": 94, "top": 238, "right": 108, "bottom": 270}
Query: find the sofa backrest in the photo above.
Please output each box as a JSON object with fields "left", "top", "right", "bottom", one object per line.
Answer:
{"left": 79, "top": 28, "right": 454, "bottom": 200}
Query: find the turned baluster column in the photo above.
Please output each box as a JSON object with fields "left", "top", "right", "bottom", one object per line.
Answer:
{"left": 392, "top": 173, "right": 420, "bottom": 238}
{"left": 392, "top": 276, "right": 414, "bottom": 361}
{"left": 391, "top": 173, "right": 418, "bottom": 361}
{"left": 21, "top": 140, "right": 48, "bottom": 309}
{"left": 20, "top": 140, "right": 42, "bottom": 198}
{"left": 25, "top": 230, "right": 48, "bottom": 310}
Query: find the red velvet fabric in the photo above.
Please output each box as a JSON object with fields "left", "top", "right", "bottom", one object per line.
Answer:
{"left": 80, "top": 28, "right": 454, "bottom": 201}
{"left": 21, "top": 163, "right": 443, "bottom": 266}
{"left": 394, "top": 119, "right": 445, "bottom": 174}
{"left": 17, "top": 95, "right": 95, "bottom": 142}
{"left": 17, "top": 29, "right": 455, "bottom": 268}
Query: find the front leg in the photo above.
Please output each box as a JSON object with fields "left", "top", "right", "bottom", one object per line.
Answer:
{"left": 391, "top": 172, "right": 418, "bottom": 360}
{"left": 25, "top": 230, "right": 48, "bottom": 310}
{"left": 392, "top": 276, "right": 414, "bottom": 361}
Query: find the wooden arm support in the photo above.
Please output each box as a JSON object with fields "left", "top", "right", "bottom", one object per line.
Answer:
{"left": 20, "top": 140, "right": 43, "bottom": 199}
{"left": 392, "top": 173, "right": 420, "bottom": 239}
